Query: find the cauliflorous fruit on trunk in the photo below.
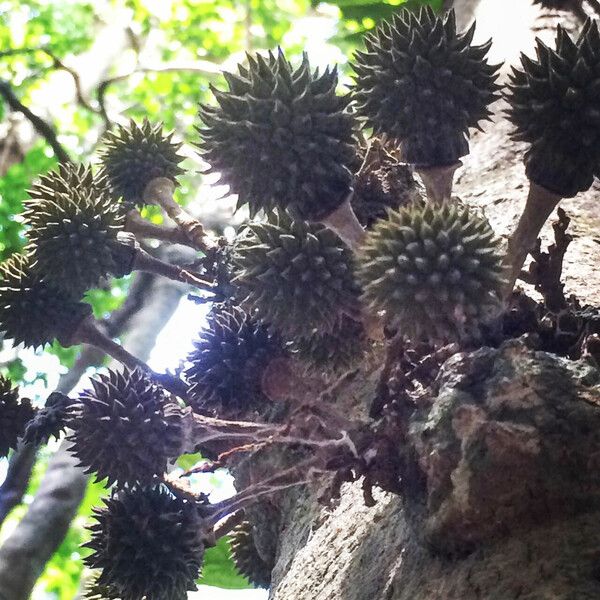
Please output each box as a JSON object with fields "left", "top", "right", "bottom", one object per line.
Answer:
{"left": 198, "top": 48, "right": 357, "bottom": 220}
{"left": 84, "top": 486, "right": 205, "bottom": 600}
{"left": 186, "top": 304, "right": 285, "bottom": 417}
{"left": 351, "top": 7, "right": 500, "bottom": 167}
{"left": 233, "top": 211, "right": 359, "bottom": 338}
{"left": 68, "top": 368, "right": 184, "bottom": 487}
{"left": 0, "top": 253, "right": 92, "bottom": 349}
{"left": 358, "top": 203, "right": 504, "bottom": 340}
{"left": 506, "top": 20, "right": 600, "bottom": 197}
{"left": 24, "top": 164, "right": 133, "bottom": 295}
{"left": 99, "top": 118, "right": 185, "bottom": 208}
{"left": 0, "top": 375, "right": 34, "bottom": 457}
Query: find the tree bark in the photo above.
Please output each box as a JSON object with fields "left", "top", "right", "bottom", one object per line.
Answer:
{"left": 0, "top": 268, "right": 187, "bottom": 600}
{"left": 265, "top": 2, "right": 600, "bottom": 599}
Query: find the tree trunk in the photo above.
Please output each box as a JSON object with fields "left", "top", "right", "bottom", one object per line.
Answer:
{"left": 265, "top": 2, "right": 600, "bottom": 599}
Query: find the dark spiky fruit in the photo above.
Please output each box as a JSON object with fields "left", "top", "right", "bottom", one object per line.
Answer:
{"left": 198, "top": 48, "right": 357, "bottom": 220}
{"left": 358, "top": 203, "right": 504, "bottom": 340}
{"left": 23, "top": 392, "right": 74, "bottom": 446}
{"left": 233, "top": 211, "right": 359, "bottom": 338}
{"left": 99, "top": 119, "right": 185, "bottom": 207}
{"left": 532, "top": 0, "right": 570, "bottom": 8}
{"left": 0, "top": 375, "right": 34, "bottom": 457}
{"left": 84, "top": 486, "right": 205, "bottom": 600}
{"left": 68, "top": 368, "right": 184, "bottom": 487}
{"left": 23, "top": 164, "right": 134, "bottom": 295}
{"left": 352, "top": 143, "right": 421, "bottom": 227}
{"left": 229, "top": 520, "right": 272, "bottom": 589}
{"left": 186, "top": 304, "right": 285, "bottom": 417}
{"left": 351, "top": 7, "right": 500, "bottom": 167}
{"left": 506, "top": 21, "right": 600, "bottom": 197}
{"left": 0, "top": 254, "right": 92, "bottom": 349}
{"left": 294, "top": 316, "right": 367, "bottom": 374}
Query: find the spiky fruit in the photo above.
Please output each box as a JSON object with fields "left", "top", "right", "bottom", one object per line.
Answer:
{"left": 0, "top": 254, "right": 92, "bottom": 349}
{"left": 358, "top": 203, "right": 504, "bottom": 339}
{"left": 23, "top": 392, "right": 74, "bottom": 446}
{"left": 351, "top": 7, "right": 500, "bottom": 167}
{"left": 294, "top": 316, "right": 367, "bottom": 374}
{"left": 23, "top": 164, "right": 134, "bottom": 295}
{"left": 229, "top": 520, "right": 272, "bottom": 589}
{"left": 198, "top": 48, "right": 357, "bottom": 220}
{"left": 352, "top": 144, "right": 421, "bottom": 227}
{"left": 186, "top": 304, "right": 285, "bottom": 417}
{"left": 84, "top": 486, "right": 205, "bottom": 600}
{"left": 233, "top": 211, "right": 359, "bottom": 338}
{"left": 68, "top": 368, "right": 184, "bottom": 487}
{"left": 0, "top": 375, "right": 34, "bottom": 457}
{"left": 532, "top": 0, "right": 570, "bottom": 8}
{"left": 506, "top": 21, "right": 600, "bottom": 197}
{"left": 99, "top": 118, "right": 185, "bottom": 207}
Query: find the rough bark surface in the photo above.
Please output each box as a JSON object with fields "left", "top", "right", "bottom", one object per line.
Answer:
{"left": 266, "top": 2, "right": 600, "bottom": 599}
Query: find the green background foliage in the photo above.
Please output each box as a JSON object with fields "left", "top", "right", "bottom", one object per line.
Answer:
{"left": 0, "top": 0, "right": 435, "bottom": 595}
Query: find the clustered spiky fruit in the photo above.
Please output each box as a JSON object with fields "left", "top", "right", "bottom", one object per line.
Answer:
{"left": 351, "top": 7, "right": 500, "bottom": 167}
{"left": 198, "top": 48, "right": 356, "bottom": 220}
{"left": 99, "top": 118, "right": 185, "bottom": 207}
{"left": 351, "top": 144, "right": 421, "bottom": 227}
{"left": 358, "top": 203, "right": 504, "bottom": 339}
{"left": 68, "top": 368, "right": 184, "bottom": 487}
{"left": 0, "top": 253, "right": 92, "bottom": 349}
{"left": 84, "top": 486, "right": 205, "bottom": 600}
{"left": 229, "top": 520, "right": 272, "bottom": 589}
{"left": 293, "top": 316, "right": 366, "bottom": 374}
{"left": 23, "top": 164, "right": 134, "bottom": 295}
{"left": 507, "top": 21, "right": 600, "bottom": 197}
{"left": 186, "top": 304, "right": 284, "bottom": 417}
{"left": 0, "top": 375, "right": 34, "bottom": 457}
{"left": 23, "top": 392, "right": 74, "bottom": 446}
{"left": 233, "top": 211, "right": 359, "bottom": 338}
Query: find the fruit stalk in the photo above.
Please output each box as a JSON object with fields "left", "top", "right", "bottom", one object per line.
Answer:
{"left": 132, "top": 245, "right": 219, "bottom": 295}
{"left": 68, "top": 315, "right": 187, "bottom": 397}
{"left": 416, "top": 162, "right": 461, "bottom": 204}
{"left": 503, "top": 181, "right": 562, "bottom": 298}
{"left": 143, "top": 177, "right": 211, "bottom": 251}
{"left": 320, "top": 196, "right": 366, "bottom": 251}
{"left": 124, "top": 209, "right": 195, "bottom": 247}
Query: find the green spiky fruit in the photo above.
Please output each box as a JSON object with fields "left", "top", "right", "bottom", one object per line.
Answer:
{"left": 198, "top": 48, "right": 357, "bottom": 220}
{"left": 99, "top": 118, "right": 185, "bottom": 207}
{"left": 84, "top": 486, "right": 205, "bottom": 600}
{"left": 68, "top": 368, "right": 184, "bottom": 487}
{"left": 186, "top": 304, "right": 285, "bottom": 417}
{"left": 233, "top": 211, "right": 358, "bottom": 338}
{"left": 23, "top": 164, "right": 134, "bottom": 295}
{"left": 0, "top": 375, "right": 34, "bottom": 457}
{"left": 229, "top": 520, "right": 272, "bottom": 589}
{"left": 0, "top": 254, "right": 92, "bottom": 349}
{"left": 294, "top": 316, "right": 366, "bottom": 374}
{"left": 351, "top": 7, "right": 500, "bottom": 167}
{"left": 358, "top": 203, "right": 504, "bottom": 339}
{"left": 23, "top": 392, "right": 74, "bottom": 446}
{"left": 506, "top": 21, "right": 600, "bottom": 197}
{"left": 351, "top": 145, "right": 421, "bottom": 227}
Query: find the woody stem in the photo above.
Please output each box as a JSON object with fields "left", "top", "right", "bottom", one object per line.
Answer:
{"left": 143, "top": 177, "right": 212, "bottom": 252}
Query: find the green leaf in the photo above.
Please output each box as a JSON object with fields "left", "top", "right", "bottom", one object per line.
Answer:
{"left": 199, "top": 536, "right": 252, "bottom": 590}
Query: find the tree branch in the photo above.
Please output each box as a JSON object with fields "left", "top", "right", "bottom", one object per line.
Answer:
{"left": 0, "top": 80, "right": 71, "bottom": 164}
{"left": 96, "top": 60, "right": 220, "bottom": 127}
